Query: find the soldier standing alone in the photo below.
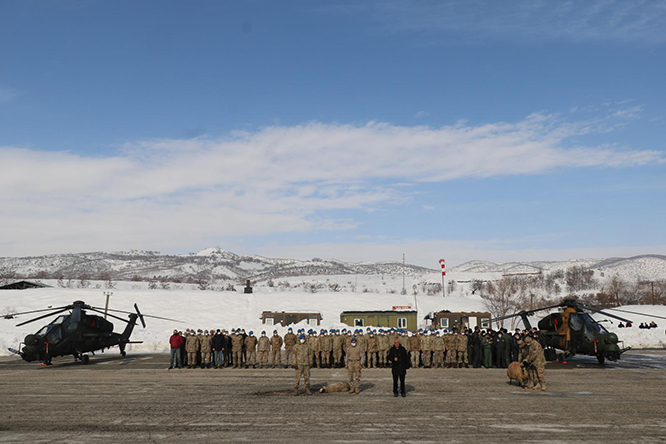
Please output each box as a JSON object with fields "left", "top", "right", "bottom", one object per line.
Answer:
{"left": 292, "top": 334, "right": 312, "bottom": 395}
{"left": 345, "top": 337, "right": 362, "bottom": 394}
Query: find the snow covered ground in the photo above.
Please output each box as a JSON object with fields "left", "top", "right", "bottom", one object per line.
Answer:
{"left": 1, "top": 285, "right": 664, "bottom": 356}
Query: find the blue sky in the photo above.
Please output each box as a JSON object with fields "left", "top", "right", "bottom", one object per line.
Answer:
{"left": 0, "top": 0, "right": 665, "bottom": 266}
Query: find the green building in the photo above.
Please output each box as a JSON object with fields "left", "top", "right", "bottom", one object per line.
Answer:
{"left": 340, "top": 310, "right": 418, "bottom": 331}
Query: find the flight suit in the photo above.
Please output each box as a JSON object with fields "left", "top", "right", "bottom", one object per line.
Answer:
{"left": 270, "top": 334, "right": 283, "bottom": 368}
{"left": 244, "top": 335, "right": 258, "bottom": 368}
{"left": 257, "top": 335, "right": 270, "bottom": 368}
{"left": 346, "top": 344, "right": 362, "bottom": 394}
{"left": 292, "top": 341, "right": 311, "bottom": 395}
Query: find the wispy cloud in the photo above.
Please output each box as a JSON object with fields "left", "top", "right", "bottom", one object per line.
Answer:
{"left": 0, "top": 107, "right": 661, "bottom": 256}
{"left": 328, "top": 0, "right": 666, "bottom": 45}
{"left": 415, "top": 111, "right": 429, "bottom": 118}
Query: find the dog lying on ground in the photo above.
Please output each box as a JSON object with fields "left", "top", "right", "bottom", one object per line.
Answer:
{"left": 507, "top": 361, "right": 530, "bottom": 387}
{"left": 319, "top": 382, "right": 351, "bottom": 393}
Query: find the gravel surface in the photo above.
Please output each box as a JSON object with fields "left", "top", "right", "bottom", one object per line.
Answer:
{"left": 1, "top": 351, "right": 665, "bottom": 443}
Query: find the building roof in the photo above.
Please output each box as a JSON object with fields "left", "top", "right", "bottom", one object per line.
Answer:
{"left": 341, "top": 310, "right": 417, "bottom": 314}
{"left": 0, "top": 281, "right": 52, "bottom": 290}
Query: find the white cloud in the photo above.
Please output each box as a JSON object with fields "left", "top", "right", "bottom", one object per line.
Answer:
{"left": 343, "top": 0, "right": 666, "bottom": 44}
{"left": 0, "top": 110, "right": 662, "bottom": 256}
{"left": 414, "top": 111, "right": 429, "bottom": 118}
{"left": 423, "top": 205, "right": 435, "bottom": 211}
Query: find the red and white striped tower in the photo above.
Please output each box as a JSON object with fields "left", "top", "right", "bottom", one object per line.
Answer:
{"left": 439, "top": 259, "right": 446, "bottom": 297}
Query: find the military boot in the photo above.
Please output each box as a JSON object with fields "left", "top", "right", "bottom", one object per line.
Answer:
{"left": 348, "top": 387, "right": 354, "bottom": 394}
{"left": 293, "top": 388, "right": 299, "bottom": 396}
{"left": 354, "top": 387, "right": 360, "bottom": 395}
{"left": 540, "top": 383, "right": 546, "bottom": 391}
{"left": 305, "top": 387, "right": 312, "bottom": 395}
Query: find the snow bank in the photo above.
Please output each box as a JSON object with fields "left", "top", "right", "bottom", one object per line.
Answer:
{"left": 0, "top": 287, "right": 484, "bottom": 356}
{"left": 1, "top": 288, "right": 664, "bottom": 356}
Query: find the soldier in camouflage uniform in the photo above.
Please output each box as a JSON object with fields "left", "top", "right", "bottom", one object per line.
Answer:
{"left": 307, "top": 331, "right": 319, "bottom": 368}
{"left": 292, "top": 334, "right": 312, "bottom": 395}
{"left": 366, "top": 331, "right": 378, "bottom": 368}
{"left": 231, "top": 330, "right": 244, "bottom": 368}
{"left": 444, "top": 332, "right": 456, "bottom": 368}
{"left": 283, "top": 327, "right": 297, "bottom": 368}
{"left": 257, "top": 331, "right": 270, "bottom": 368}
{"left": 377, "top": 330, "right": 389, "bottom": 368}
{"left": 456, "top": 331, "right": 469, "bottom": 368}
{"left": 319, "top": 330, "right": 333, "bottom": 368}
{"left": 408, "top": 331, "right": 421, "bottom": 368}
{"left": 345, "top": 337, "right": 362, "bottom": 394}
{"left": 433, "top": 331, "right": 445, "bottom": 368}
{"left": 332, "top": 330, "right": 344, "bottom": 368}
{"left": 245, "top": 331, "right": 258, "bottom": 368}
{"left": 199, "top": 330, "right": 213, "bottom": 369}
{"left": 270, "top": 330, "right": 283, "bottom": 368}
{"left": 524, "top": 336, "right": 546, "bottom": 391}
{"left": 185, "top": 329, "right": 199, "bottom": 369}
{"left": 421, "top": 331, "right": 432, "bottom": 368}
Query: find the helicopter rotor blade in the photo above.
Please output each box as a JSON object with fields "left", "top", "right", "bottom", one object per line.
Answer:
{"left": 90, "top": 306, "right": 181, "bottom": 323}
{"left": 15, "top": 308, "right": 71, "bottom": 327}
{"left": 601, "top": 307, "right": 666, "bottom": 321}
{"left": 490, "top": 303, "right": 565, "bottom": 323}
{"left": 575, "top": 303, "right": 633, "bottom": 323}
{"left": 134, "top": 304, "right": 146, "bottom": 328}
{"left": 5, "top": 306, "right": 69, "bottom": 319}
{"left": 86, "top": 308, "right": 131, "bottom": 324}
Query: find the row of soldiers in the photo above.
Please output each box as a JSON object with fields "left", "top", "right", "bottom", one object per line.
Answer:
{"left": 173, "top": 325, "right": 537, "bottom": 370}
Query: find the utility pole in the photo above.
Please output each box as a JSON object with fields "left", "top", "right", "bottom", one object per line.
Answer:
{"left": 651, "top": 281, "right": 655, "bottom": 305}
{"left": 402, "top": 253, "right": 406, "bottom": 295}
{"left": 103, "top": 291, "right": 113, "bottom": 319}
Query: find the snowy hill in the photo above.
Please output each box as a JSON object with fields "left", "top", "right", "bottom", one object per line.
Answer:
{"left": 451, "top": 255, "right": 666, "bottom": 281}
{"left": 0, "top": 247, "right": 436, "bottom": 283}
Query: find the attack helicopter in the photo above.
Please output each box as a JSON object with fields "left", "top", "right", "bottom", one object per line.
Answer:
{"left": 4, "top": 300, "right": 178, "bottom": 365}
{"left": 490, "top": 297, "right": 637, "bottom": 364}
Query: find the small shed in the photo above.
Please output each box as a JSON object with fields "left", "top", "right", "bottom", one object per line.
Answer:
{"left": 428, "top": 310, "right": 491, "bottom": 330}
{"left": 340, "top": 310, "right": 418, "bottom": 331}
{"left": 261, "top": 311, "right": 322, "bottom": 326}
{"left": 0, "top": 281, "right": 51, "bottom": 290}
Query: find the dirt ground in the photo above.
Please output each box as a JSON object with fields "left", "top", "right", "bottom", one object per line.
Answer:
{"left": 1, "top": 351, "right": 665, "bottom": 443}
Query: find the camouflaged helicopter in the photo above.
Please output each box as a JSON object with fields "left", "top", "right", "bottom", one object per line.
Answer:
{"left": 4, "top": 300, "right": 178, "bottom": 365}
{"left": 491, "top": 297, "right": 643, "bottom": 364}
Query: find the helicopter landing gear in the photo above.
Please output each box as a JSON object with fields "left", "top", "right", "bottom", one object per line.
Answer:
{"left": 75, "top": 353, "right": 90, "bottom": 364}
{"left": 596, "top": 354, "right": 605, "bottom": 365}
{"left": 121, "top": 351, "right": 126, "bottom": 357}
